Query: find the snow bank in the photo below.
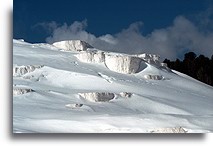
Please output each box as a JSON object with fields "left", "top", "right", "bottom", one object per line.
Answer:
{"left": 149, "top": 127, "right": 187, "bottom": 133}
{"left": 13, "top": 87, "right": 33, "bottom": 95}
{"left": 144, "top": 74, "right": 163, "bottom": 80}
{"left": 76, "top": 50, "right": 105, "bottom": 63}
{"left": 13, "top": 65, "right": 43, "bottom": 76}
{"left": 104, "top": 54, "right": 142, "bottom": 74}
{"left": 79, "top": 92, "right": 115, "bottom": 102}
{"left": 53, "top": 40, "right": 92, "bottom": 51}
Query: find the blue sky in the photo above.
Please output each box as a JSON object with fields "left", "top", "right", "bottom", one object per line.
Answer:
{"left": 14, "top": 0, "right": 213, "bottom": 59}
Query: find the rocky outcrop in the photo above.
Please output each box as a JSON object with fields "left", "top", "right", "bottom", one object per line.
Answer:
{"left": 53, "top": 40, "right": 93, "bottom": 51}
{"left": 75, "top": 50, "right": 105, "bottom": 63}
{"left": 104, "top": 54, "right": 142, "bottom": 74}
{"left": 144, "top": 74, "right": 163, "bottom": 80}
{"left": 13, "top": 87, "right": 33, "bottom": 95}
{"left": 79, "top": 92, "right": 115, "bottom": 102}
{"left": 13, "top": 65, "right": 43, "bottom": 76}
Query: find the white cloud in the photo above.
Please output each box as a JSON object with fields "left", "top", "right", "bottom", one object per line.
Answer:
{"left": 32, "top": 21, "right": 58, "bottom": 33}
{"left": 45, "top": 16, "right": 213, "bottom": 60}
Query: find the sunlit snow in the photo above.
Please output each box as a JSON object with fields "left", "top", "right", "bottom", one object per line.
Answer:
{"left": 13, "top": 39, "right": 213, "bottom": 133}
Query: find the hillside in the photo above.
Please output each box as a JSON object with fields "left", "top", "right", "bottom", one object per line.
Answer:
{"left": 13, "top": 39, "right": 213, "bottom": 133}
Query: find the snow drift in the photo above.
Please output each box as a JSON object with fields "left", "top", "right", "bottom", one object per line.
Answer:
{"left": 53, "top": 40, "right": 93, "bottom": 51}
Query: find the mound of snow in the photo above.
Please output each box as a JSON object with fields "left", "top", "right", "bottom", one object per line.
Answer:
{"left": 119, "top": 92, "right": 132, "bottom": 98}
{"left": 144, "top": 74, "right": 163, "bottom": 80}
{"left": 53, "top": 40, "right": 93, "bottom": 51}
{"left": 76, "top": 50, "right": 105, "bottom": 63}
{"left": 65, "top": 103, "right": 83, "bottom": 108}
{"left": 13, "top": 65, "right": 43, "bottom": 76}
{"left": 79, "top": 92, "right": 115, "bottom": 102}
{"left": 149, "top": 127, "right": 187, "bottom": 133}
{"left": 104, "top": 54, "right": 142, "bottom": 74}
{"left": 13, "top": 87, "right": 33, "bottom": 95}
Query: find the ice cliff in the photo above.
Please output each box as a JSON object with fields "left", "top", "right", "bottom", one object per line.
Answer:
{"left": 76, "top": 50, "right": 105, "bottom": 63}
{"left": 104, "top": 53, "right": 142, "bottom": 74}
{"left": 53, "top": 40, "right": 93, "bottom": 51}
{"left": 53, "top": 40, "right": 168, "bottom": 75}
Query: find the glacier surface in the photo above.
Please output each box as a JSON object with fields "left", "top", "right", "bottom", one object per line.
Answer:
{"left": 13, "top": 39, "right": 213, "bottom": 133}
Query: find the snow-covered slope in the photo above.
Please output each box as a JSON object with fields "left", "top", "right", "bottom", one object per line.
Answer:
{"left": 13, "top": 39, "right": 213, "bottom": 133}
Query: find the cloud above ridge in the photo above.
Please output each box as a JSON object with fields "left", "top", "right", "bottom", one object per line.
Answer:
{"left": 44, "top": 16, "right": 213, "bottom": 60}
